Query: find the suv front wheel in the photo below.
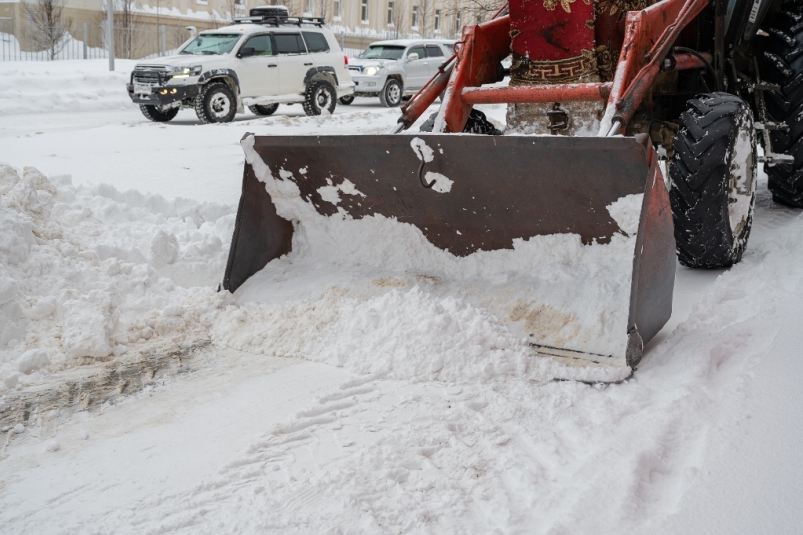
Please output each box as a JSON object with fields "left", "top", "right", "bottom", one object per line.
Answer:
{"left": 379, "top": 79, "right": 402, "bottom": 108}
{"left": 195, "top": 82, "right": 237, "bottom": 124}
{"left": 303, "top": 79, "right": 337, "bottom": 116}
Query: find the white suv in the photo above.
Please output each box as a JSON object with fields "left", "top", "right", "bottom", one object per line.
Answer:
{"left": 127, "top": 11, "right": 354, "bottom": 123}
{"left": 346, "top": 39, "right": 455, "bottom": 107}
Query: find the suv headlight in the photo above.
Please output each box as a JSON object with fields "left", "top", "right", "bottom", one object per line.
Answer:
{"left": 171, "top": 65, "right": 202, "bottom": 78}
{"left": 363, "top": 66, "right": 381, "bottom": 76}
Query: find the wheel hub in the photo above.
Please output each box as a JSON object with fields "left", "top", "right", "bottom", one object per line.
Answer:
{"left": 728, "top": 126, "right": 756, "bottom": 237}
{"left": 211, "top": 93, "right": 231, "bottom": 118}
{"left": 316, "top": 88, "right": 331, "bottom": 109}
{"left": 388, "top": 84, "right": 400, "bottom": 104}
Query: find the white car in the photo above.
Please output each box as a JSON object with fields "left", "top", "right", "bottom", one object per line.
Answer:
{"left": 345, "top": 39, "right": 455, "bottom": 107}
{"left": 127, "top": 9, "right": 354, "bottom": 123}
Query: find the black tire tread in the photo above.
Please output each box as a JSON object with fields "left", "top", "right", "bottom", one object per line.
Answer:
{"left": 379, "top": 78, "right": 402, "bottom": 108}
{"left": 302, "top": 79, "right": 337, "bottom": 116}
{"left": 140, "top": 104, "right": 178, "bottom": 122}
{"left": 248, "top": 103, "right": 279, "bottom": 116}
{"left": 195, "top": 82, "right": 237, "bottom": 124}
{"left": 761, "top": 5, "right": 803, "bottom": 207}
{"left": 669, "top": 93, "right": 756, "bottom": 268}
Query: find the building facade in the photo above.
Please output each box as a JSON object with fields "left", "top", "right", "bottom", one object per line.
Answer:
{"left": 1, "top": 0, "right": 495, "bottom": 59}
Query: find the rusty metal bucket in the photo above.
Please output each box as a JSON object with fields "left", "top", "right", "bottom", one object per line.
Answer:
{"left": 223, "top": 133, "right": 675, "bottom": 368}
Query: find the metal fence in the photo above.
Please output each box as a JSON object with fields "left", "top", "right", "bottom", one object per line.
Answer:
{"left": 1, "top": 17, "right": 192, "bottom": 62}
{"left": 1, "top": 16, "right": 445, "bottom": 62}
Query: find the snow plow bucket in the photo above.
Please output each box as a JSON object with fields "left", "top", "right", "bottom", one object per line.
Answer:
{"left": 223, "top": 133, "right": 675, "bottom": 369}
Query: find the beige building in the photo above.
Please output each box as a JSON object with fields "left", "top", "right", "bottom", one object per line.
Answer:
{"left": 1, "top": 0, "right": 482, "bottom": 59}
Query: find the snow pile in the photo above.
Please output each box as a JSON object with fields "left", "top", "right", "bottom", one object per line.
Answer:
{"left": 214, "top": 288, "right": 539, "bottom": 382}
{"left": 0, "top": 161, "right": 631, "bottom": 393}
{"left": 0, "top": 60, "right": 135, "bottom": 116}
{"left": 0, "top": 163, "right": 234, "bottom": 389}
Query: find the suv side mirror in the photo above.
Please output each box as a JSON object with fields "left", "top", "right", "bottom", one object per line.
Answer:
{"left": 407, "top": 52, "right": 419, "bottom": 61}
{"left": 238, "top": 47, "right": 256, "bottom": 58}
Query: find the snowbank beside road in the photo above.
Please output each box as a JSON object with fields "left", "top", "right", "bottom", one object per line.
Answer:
{"left": 0, "top": 60, "right": 135, "bottom": 116}
{"left": 0, "top": 163, "right": 623, "bottom": 403}
{"left": 0, "top": 163, "right": 233, "bottom": 390}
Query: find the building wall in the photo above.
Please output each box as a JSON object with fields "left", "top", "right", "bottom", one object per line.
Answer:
{"left": 3, "top": 0, "right": 479, "bottom": 57}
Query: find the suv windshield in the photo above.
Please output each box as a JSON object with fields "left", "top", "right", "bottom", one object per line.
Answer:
{"left": 360, "top": 45, "right": 405, "bottom": 60}
{"left": 181, "top": 34, "right": 241, "bottom": 55}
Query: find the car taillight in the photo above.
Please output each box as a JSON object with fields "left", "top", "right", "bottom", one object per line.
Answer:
{"left": 344, "top": 55, "right": 348, "bottom": 65}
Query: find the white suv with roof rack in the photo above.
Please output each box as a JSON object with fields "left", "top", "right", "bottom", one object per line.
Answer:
{"left": 345, "top": 39, "right": 455, "bottom": 107}
{"left": 126, "top": 6, "right": 354, "bottom": 123}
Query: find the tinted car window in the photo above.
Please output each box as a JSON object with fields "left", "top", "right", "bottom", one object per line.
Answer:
{"left": 407, "top": 46, "right": 426, "bottom": 59}
{"left": 243, "top": 35, "right": 273, "bottom": 56}
{"left": 302, "top": 31, "right": 329, "bottom": 53}
{"left": 426, "top": 45, "right": 444, "bottom": 57}
{"left": 360, "top": 45, "right": 405, "bottom": 59}
{"left": 274, "top": 34, "right": 306, "bottom": 54}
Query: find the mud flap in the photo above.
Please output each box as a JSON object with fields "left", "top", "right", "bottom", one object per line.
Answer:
{"left": 223, "top": 133, "right": 675, "bottom": 368}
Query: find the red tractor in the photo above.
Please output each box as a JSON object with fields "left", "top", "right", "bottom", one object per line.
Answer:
{"left": 223, "top": 0, "right": 801, "bottom": 369}
{"left": 403, "top": 0, "right": 802, "bottom": 268}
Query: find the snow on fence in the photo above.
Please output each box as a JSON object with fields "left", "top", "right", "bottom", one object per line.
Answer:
{"left": 0, "top": 19, "right": 191, "bottom": 62}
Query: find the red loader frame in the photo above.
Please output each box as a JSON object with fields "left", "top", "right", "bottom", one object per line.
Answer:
{"left": 395, "top": 0, "right": 712, "bottom": 136}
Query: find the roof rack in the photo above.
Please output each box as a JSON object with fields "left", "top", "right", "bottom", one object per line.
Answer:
{"left": 232, "top": 15, "right": 325, "bottom": 27}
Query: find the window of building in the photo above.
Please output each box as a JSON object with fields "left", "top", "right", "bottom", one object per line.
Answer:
{"left": 333, "top": 0, "right": 341, "bottom": 19}
{"left": 305, "top": 0, "right": 313, "bottom": 15}
{"left": 361, "top": 0, "right": 369, "bottom": 22}
{"left": 412, "top": 5, "right": 418, "bottom": 28}
{"left": 387, "top": 1, "right": 394, "bottom": 25}
{"left": 454, "top": 12, "right": 462, "bottom": 35}
{"left": 434, "top": 9, "right": 440, "bottom": 32}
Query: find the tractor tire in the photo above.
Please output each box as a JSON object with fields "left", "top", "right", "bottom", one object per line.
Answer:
{"left": 338, "top": 95, "right": 354, "bottom": 105}
{"left": 248, "top": 103, "right": 279, "bottom": 116}
{"left": 140, "top": 104, "right": 178, "bottom": 123}
{"left": 303, "top": 79, "right": 337, "bottom": 116}
{"left": 379, "top": 79, "right": 403, "bottom": 107}
{"left": 760, "top": 4, "right": 803, "bottom": 207}
{"left": 669, "top": 93, "right": 758, "bottom": 268}
{"left": 195, "top": 82, "right": 237, "bottom": 124}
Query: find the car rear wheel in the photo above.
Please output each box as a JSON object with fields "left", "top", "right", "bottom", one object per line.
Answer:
{"left": 303, "top": 79, "right": 337, "bottom": 116}
{"left": 379, "top": 79, "right": 402, "bottom": 107}
{"left": 140, "top": 104, "right": 178, "bottom": 123}
{"left": 338, "top": 95, "right": 354, "bottom": 105}
{"left": 248, "top": 103, "right": 279, "bottom": 116}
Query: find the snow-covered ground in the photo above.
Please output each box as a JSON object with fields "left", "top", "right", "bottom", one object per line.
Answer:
{"left": 0, "top": 60, "right": 801, "bottom": 534}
